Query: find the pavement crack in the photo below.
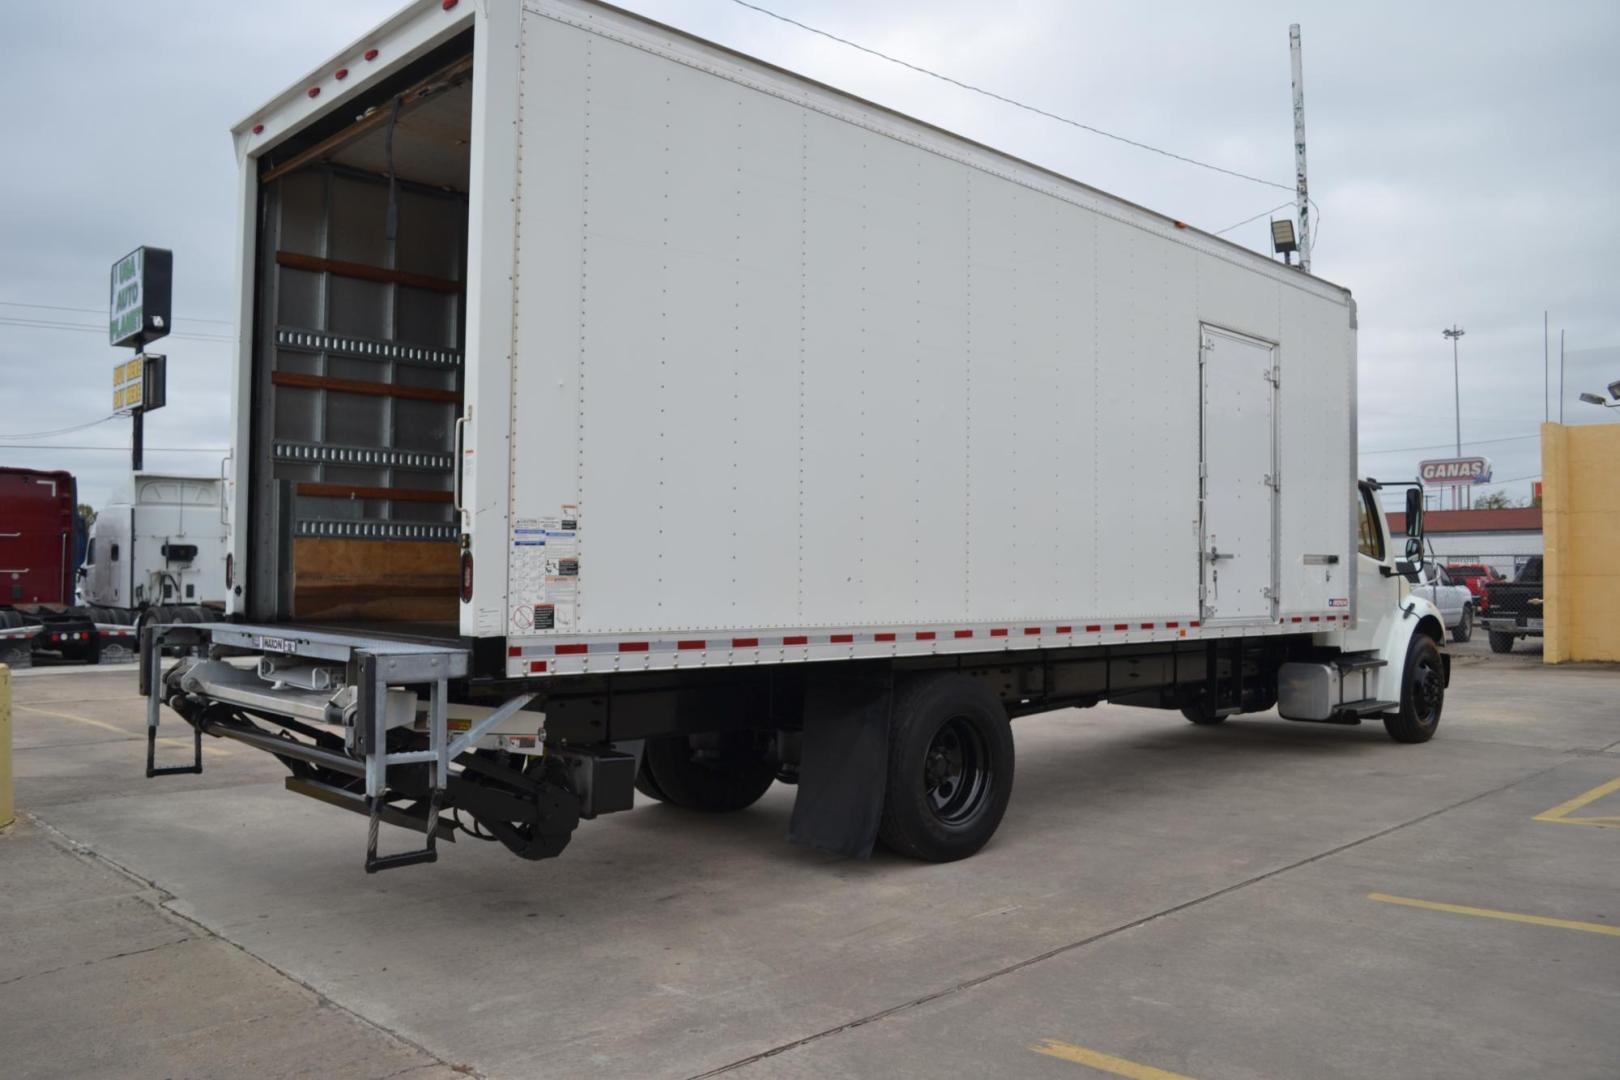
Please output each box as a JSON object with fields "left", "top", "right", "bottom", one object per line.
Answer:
{"left": 0, "top": 936, "right": 193, "bottom": 987}
{"left": 686, "top": 756, "right": 1579, "bottom": 1079}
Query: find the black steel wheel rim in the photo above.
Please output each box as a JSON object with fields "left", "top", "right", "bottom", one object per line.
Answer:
{"left": 923, "top": 717, "right": 991, "bottom": 827}
{"left": 1411, "top": 652, "right": 1443, "bottom": 723}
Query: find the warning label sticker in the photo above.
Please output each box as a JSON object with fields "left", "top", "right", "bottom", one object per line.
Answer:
{"left": 510, "top": 506, "right": 580, "bottom": 633}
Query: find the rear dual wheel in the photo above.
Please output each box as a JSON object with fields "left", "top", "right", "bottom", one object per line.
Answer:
{"left": 634, "top": 730, "right": 778, "bottom": 812}
{"left": 878, "top": 675, "right": 1014, "bottom": 862}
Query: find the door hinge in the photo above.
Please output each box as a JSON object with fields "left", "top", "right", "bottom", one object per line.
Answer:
{"left": 1264, "top": 367, "right": 1280, "bottom": 387}
{"left": 1264, "top": 473, "right": 1281, "bottom": 492}
{"left": 1262, "top": 586, "right": 1277, "bottom": 601}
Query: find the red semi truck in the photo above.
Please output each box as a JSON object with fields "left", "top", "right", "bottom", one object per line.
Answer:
{"left": 0, "top": 467, "right": 105, "bottom": 663}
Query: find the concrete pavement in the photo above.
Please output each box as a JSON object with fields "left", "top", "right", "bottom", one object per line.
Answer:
{"left": 1, "top": 647, "right": 1616, "bottom": 1079}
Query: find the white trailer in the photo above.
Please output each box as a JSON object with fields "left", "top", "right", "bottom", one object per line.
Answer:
{"left": 144, "top": 0, "right": 1450, "bottom": 872}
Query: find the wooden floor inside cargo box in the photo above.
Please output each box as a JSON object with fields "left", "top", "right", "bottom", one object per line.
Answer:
{"left": 292, "top": 538, "right": 460, "bottom": 624}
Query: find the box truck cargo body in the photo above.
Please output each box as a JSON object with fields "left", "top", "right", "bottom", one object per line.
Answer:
{"left": 145, "top": 0, "right": 1450, "bottom": 872}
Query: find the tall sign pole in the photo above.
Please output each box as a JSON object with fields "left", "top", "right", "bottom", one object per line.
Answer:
{"left": 1289, "top": 24, "right": 1310, "bottom": 274}
{"left": 109, "top": 247, "right": 172, "bottom": 472}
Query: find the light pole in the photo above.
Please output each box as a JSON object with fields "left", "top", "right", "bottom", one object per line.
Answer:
{"left": 1578, "top": 380, "right": 1620, "bottom": 416}
{"left": 1442, "top": 325, "right": 1465, "bottom": 508}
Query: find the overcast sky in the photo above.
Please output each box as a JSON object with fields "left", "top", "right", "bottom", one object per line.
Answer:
{"left": 2, "top": 0, "right": 1617, "bottom": 511}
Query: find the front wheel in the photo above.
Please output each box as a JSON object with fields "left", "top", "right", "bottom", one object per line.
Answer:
{"left": 1488, "top": 630, "right": 1514, "bottom": 654}
{"left": 1452, "top": 605, "right": 1473, "bottom": 643}
{"left": 878, "top": 674, "right": 1015, "bottom": 862}
{"left": 1383, "top": 634, "right": 1445, "bottom": 744}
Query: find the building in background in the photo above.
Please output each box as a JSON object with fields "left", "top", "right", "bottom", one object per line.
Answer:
{"left": 1386, "top": 508, "right": 1542, "bottom": 577}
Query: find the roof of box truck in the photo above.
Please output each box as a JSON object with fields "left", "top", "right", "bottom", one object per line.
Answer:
{"left": 236, "top": 0, "right": 1351, "bottom": 301}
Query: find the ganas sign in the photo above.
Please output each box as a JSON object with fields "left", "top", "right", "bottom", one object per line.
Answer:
{"left": 108, "top": 247, "right": 173, "bottom": 348}
{"left": 1419, "top": 456, "right": 1492, "bottom": 486}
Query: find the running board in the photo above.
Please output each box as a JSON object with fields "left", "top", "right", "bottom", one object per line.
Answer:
{"left": 1335, "top": 698, "right": 1400, "bottom": 718}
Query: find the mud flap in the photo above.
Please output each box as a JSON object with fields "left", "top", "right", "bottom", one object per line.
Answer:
{"left": 788, "top": 672, "right": 892, "bottom": 858}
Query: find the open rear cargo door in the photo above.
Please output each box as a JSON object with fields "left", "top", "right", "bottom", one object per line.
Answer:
{"left": 247, "top": 37, "right": 473, "bottom": 627}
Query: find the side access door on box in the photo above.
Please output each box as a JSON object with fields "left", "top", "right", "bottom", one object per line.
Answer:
{"left": 1198, "top": 325, "right": 1279, "bottom": 625}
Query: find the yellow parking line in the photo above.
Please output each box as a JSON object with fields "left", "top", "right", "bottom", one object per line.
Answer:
{"left": 1533, "top": 776, "right": 1620, "bottom": 829}
{"left": 1368, "top": 893, "right": 1620, "bottom": 938}
{"left": 15, "top": 703, "right": 229, "bottom": 757}
{"left": 1031, "top": 1039, "right": 1195, "bottom": 1080}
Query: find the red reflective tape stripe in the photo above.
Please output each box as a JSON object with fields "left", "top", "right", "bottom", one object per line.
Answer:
{"left": 1056, "top": 625, "right": 1073, "bottom": 633}
{"left": 677, "top": 640, "right": 706, "bottom": 650}
{"left": 529, "top": 660, "right": 548, "bottom": 673}
{"left": 875, "top": 632, "right": 896, "bottom": 642}
{"left": 554, "top": 644, "right": 587, "bottom": 655}
{"left": 1024, "top": 627, "right": 1041, "bottom": 636}
{"left": 1166, "top": 621, "right": 1179, "bottom": 628}
{"left": 784, "top": 635, "right": 809, "bottom": 646}
{"left": 1086, "top": 624, "right": 1102, "bottom": 633}
{"left": 1309, "top": 616, "right": 1321, "bottom": 623}
{"left": 990, "top": 628, "right": 1008, "bottom": 637}
{"left": 1291, "top": 616, "right": 1303, "bottom": 623}
{"left": 830, "top": 633, "right": 854, "bottom": 643}
{"left": 954, "top": 629, "right": 973, "bottom": 639}
{"left": 1190, "top": 620, "right": 1201, "bottom": 627}
{"left": 1114, "top": 624, "right": 1129, "bottom": 631}
{"left": 732, "top": 637, "right": 759, "bottom": 648}
{"left": 508, "top": 645, "right": 522, "bottom": 657}
{"left": 1141, "top": 623, "right": 1154, "bottom": 630}
{"left": 915, "top": 631, "right": 936, "bottom": 641}
{"left": 619, "top": 641, "right": 649, "bottom": 652}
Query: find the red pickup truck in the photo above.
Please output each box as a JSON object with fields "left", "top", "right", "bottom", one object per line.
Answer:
{"left": 1443, "top": 562, "right": 1503, "bottom": 613}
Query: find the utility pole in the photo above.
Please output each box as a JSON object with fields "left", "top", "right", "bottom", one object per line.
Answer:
{"left": 1559, "top": 329, "right": 1566, "bottom": 423}
{"left": 1289, "top": 25, "right": 1310, "bottom": 274}
{"left": 1543, "top": 311, "right": 1549, "bottom": 423}
{"left": 1443, "top": 325, "right": 1465, "bottom": 509}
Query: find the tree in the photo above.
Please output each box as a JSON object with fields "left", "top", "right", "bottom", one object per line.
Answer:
{"left": 77, "top": 503, "right": 97, "bottom": 526}
{"left": 1474, "top": 491, "right": 1516, "bottom": 510}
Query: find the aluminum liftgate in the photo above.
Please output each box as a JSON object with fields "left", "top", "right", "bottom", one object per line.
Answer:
{"left": 141, "top": 622, "right": 529, "bottom": 872}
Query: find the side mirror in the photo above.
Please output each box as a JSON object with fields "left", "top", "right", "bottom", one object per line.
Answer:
{"left": 1404, "top": 487, "right": 1424, "bottom": 537}
{"left": 1394, "top": 536, "right": 1424, "bottom": 582}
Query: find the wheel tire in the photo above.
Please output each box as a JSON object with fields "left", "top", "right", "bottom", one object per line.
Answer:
{"left": 637, "top": 731, "right": 776, "bottom": 812}
{"left": 632, "top": 748, "right": 670, "bottom": 803}
{"left": 1488, "top": 630, "right": 1514, "bottom": 654}
{"left": 877, "top": 674, "right": 1014, "bottom": 862}
{"left": 1383, "top": 634, "right": 1445, "bottom": 744}
{"left": 1452, "top": 605, "right": 1473, "bottom": 644}
{"left": 1180, "top": 700, "right": 1228, "bottom": 725}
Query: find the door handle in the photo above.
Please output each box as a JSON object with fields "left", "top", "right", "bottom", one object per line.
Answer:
{"left": 452, "top": 412, "right": 470, "bottom": 531}
{"left": 1206, "top": 548, "right": 1235, "bottom": 563}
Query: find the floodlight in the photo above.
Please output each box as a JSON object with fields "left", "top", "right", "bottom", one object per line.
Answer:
{"left": 1270, "top": 219, "right": 1298, "bottom": 254}
{"left": 1578, "top": 392, "right": 1607, "bottom": 406}
{"left": 1608, "top": 379, "right": 1620, "bottom": 400}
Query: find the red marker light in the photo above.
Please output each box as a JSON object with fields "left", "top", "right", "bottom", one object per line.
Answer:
{"left": 364, "top": 48, "right": 379, "bottom": 61}
{"left": 307, "top": 87, "right": 320, "bottom": 98}
{"left": 335, "top": 68, "right": 349, "bottom": 80}
{"left": 250, "top": 124, "right": 263, "bottom": 135}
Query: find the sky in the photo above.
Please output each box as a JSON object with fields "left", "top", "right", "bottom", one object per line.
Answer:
{"left": 2, "top": 0, "right": 1617, "bottom": 511}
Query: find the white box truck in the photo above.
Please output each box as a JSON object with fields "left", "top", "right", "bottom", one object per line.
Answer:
{"left": 144, "top": 0, "right": 1450, "bottom": 871}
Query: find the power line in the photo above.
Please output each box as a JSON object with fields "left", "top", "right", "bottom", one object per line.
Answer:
{"left": 0, "top": 299, "right": 233, "bottom": 326}
{"left": 0, "top": 315, "right": 235, "bottom": 344}
{"left": 726, "top": 0, "right": 1295, "bottom": 193}
{"left": 1215, "top": 202, "right": 1293, "bottom": 236}
{"left": 1359, "top": 432, "right": 1541, "bottom": 455}
{"left": 0, "top": 443, "right": 226, "bottom": 453}
{"left": 0, "top": 415, "right": 119, "bottom": 440}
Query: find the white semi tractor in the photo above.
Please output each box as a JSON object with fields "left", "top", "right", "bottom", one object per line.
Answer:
{"left": 143, "top": 0, "right": 1449, "bottom": 872}
{"left": 82, "top": 473, "right": 229, "bottom": 616}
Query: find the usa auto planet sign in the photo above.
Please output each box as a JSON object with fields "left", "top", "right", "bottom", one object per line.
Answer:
{"left": 1419, "top": 456, "right": 1492, "bottom": 486}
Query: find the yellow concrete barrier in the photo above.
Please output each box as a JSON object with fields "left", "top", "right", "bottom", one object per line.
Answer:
{"left": 1, "top": 664, "right": 12, "bottom": 829}
{"left": 1543, "top": 422, "right": 1620, "bottom": 663}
